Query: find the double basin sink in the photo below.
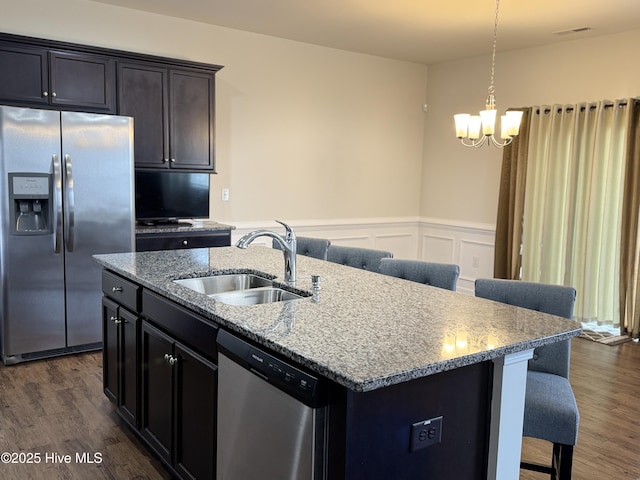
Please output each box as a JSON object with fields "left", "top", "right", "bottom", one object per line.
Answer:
{"left": 173, "top": 273, "right": 309, "bottom": 306}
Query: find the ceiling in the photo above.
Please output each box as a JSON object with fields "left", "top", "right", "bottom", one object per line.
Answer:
{"left": 90, "top": 0, "right": 640, "bottom": 64}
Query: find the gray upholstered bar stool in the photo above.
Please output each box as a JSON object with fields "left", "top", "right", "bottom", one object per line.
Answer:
{"left": 474, "top": 278, "right": 579, "bottom": 480}
{"left": 378, "top": 258, "right": 460, "bottom": 291}
{"left": 272, "top": 236, "right": 331, "bottom": 260}
{"left": 326, "top": 245, "right": 393, "bottom": 271}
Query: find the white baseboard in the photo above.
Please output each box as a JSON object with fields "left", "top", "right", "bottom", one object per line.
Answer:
{"left": 229, "top": 217, "right": 496, "bottom": 295}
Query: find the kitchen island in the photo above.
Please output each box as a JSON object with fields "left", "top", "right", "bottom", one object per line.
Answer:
{"left": 94, "top": 246, "right": 581, "bottom": 480}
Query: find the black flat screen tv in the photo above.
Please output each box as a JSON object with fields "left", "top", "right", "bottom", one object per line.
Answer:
{"left": 135, "top": 171, "right": 210, "bottom": 225}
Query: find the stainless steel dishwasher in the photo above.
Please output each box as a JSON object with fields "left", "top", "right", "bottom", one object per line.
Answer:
{"left": 216, "top": 330, "right": 328, "bottom": 480}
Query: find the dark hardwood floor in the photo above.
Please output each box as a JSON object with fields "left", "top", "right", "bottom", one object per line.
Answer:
{"left": 0, "top": 337, "right": 637, "bottom": 479}
{"left": 0, "top": 351, "right": 169, "bottom": 480}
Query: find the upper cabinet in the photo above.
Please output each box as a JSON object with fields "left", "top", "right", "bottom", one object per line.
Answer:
{"left": 0, "top": 33, "right": 222, "bottom": 171}
{"left": 0, "top": 43, "right": 115, "bottom": 113}
{"left": 118, "top": 63, "right": 215, "bottom": 170}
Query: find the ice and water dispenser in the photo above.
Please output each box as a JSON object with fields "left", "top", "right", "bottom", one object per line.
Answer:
{"left": 8, "top": 173, "right": 52, "bottom": 235}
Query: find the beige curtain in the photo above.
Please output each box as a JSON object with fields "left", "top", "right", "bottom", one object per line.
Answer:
{"left": 494, "top": 108, "right": 532, "bottom": 279}
{"left": 619, "top": 100, "right": 640, "bottom": 338}
{"left": 521, "top": 101, "right": 630, "bottom": 327}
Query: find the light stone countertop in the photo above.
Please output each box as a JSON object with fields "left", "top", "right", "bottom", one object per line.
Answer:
{"left": 94, "top": 246, "right": 582, "bottom": 392}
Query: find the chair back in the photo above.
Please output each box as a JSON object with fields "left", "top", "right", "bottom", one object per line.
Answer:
{"left": 327, "top": 245, "right": 393, "bottom": 271}
{"left": 272, "top": 236, "right": 331, "bottom": 260}
{"left": 474, "top": 278, "right": 576, "bottom": 378}
{"left": 379, "top": 258, "right": 460, "bottom": 291}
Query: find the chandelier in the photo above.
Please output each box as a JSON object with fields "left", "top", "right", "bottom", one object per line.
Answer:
{"left": 454, "top": 0, "right": 523, "bottom": 148}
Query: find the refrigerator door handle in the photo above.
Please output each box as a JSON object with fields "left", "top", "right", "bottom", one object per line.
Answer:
{"left": 63, "top": 154, "right": 75, "bottom": 252}
{"left": 52, "top": 154, "right": 63, "bottom": 254}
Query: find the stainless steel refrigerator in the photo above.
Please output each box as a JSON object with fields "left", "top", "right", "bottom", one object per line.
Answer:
{"left": 0, "top": 106, "right": 134, "bottom": 365}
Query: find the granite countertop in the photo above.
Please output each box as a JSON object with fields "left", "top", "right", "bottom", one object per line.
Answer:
{"left": 94, "top": 246, "right": 582, "bottom": 392}
{"left": 135, "top": 220, "right": 235, "bottom": 234}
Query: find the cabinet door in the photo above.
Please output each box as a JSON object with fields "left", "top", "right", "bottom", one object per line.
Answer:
{"left": 0, "top": 44, "right": 48, "bottom": 105}
{"left": 174, "top": 343, "right": 217, "bottom": 480}
{"left": 141, "top": 321, "right": 174, "bottom": 463}
{"left": 102, "top": 297, "right": 120, "bottom": 404}
{"left": 119, "top": 308, "right": 140, "bottom": 428}
{"left": 169, "top": 69, "right": 215, "bottom": 170}
{"left": 118, "top": 63, "right": 169, "bottom": 168}
{"left": 49, "top": 51, "right": 115, "bottom": 112}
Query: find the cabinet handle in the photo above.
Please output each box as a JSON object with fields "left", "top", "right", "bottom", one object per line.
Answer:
{"left": 182, "top": 240, "right": 188, "bottom": 245}
{"left": 163, "top": 158, "right": 169, "bottom": 163}
{"left": 43, "top": 91, "right": 48, "bottom": 97}
{"left": 169, "top": 158, "right": 176, "bottom": 163}
{"left": 52, "top": 92, "right": 57, "bottom": 97}
{"left": 110, "top": 316, "right": 122, "bottom": 325}
{"left": 164, "top": 353, "right": 178, "bottom": 366}
{"left": 112, "top": 286, "right": 123, "bottom": 293}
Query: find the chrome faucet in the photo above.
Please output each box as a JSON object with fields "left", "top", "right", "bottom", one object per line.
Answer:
{"left": 235, "top": 220, "right": 297, "bottom": 284}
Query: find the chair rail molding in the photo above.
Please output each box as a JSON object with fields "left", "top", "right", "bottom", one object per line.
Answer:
{"left": 228, "top": 216, "right": 496, "bottom": 295}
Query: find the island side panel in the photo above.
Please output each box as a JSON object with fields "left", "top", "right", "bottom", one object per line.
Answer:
{"left": 333, "top": 361, "right": 492, "bottom": 480}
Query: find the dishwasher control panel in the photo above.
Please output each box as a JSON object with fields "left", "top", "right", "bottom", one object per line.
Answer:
{"left": 217, "top": 329, "right": 326, "bottom": 407}
{"left": 247, "top": 347, "right": 317, "bottom": 396}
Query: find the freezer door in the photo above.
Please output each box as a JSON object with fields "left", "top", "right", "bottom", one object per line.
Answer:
{"left": 0, "top": 107, "right": 66, "bottom": 358}
{"left": 61, "top": 112, "right": 134, "bottom": 346}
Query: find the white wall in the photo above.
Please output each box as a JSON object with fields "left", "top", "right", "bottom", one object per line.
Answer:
{"left": 2, "top": 0, "right": 428, "bottom": 225}
{"left": 422, "top": 29, "right": 640, "bottom": 225}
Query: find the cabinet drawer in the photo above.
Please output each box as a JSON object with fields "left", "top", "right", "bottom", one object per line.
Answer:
{"left": 102, "top": 270, "right": 141, "bottom": 312}
{"left": 135, "top": 230, "right": 231, "bottom": 252}
{"left": 142, "top": 289, "right": 218, "bottom": 362}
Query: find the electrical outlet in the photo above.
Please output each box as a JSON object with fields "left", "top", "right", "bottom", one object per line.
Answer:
{"left": 410, "top": 416, "right": 443, "bottom": 452}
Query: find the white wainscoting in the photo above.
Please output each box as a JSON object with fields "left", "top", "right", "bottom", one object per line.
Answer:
{"left": 418, "top": 218, "right": 496, "bottom": 295}
{"left": 229, "top": 217, "right": 496, "bottom": 295}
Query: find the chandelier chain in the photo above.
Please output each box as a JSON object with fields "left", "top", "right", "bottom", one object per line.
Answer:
{"left": 453, "top": 0, "right": 523, "bottom": 148}
{"left": 488, "top": 0, "right": 500, "bottom": 97}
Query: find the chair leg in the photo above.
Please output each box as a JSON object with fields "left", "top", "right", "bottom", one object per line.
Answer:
{"left": 551, "top": 443, "right": 574, "bottom": 480}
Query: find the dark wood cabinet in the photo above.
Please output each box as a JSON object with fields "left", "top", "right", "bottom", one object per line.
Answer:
{"left": 102, "top": 272, "right": 141, "bottom": 429}
{"left": 135, "top": 229, "right": 231, "bottom": 252}
{"left": 102, "top": 268, "right": 220, "bottom": 480}
{"left": 103, "top": 298, "right": 120, "bottom": 404}
{"left": 118, "top": 63, "right": 215, "bottom": 170}
{"left": 0, "top": 44, "right": 47, "bottom": 105}
{"left": 142, "top": 321, "right": 217, "bottom": 480}
{"left": 169, "top": 69, "right": 215, "bottom": 170}
{"left": 118, "top": 63, "right": 167, "bottom": 168}
{"left": 141, "top": 321, "right": 174, "bottom": 462}
{"left": 0, "top": 32, "right": 222, "bottom": 172}
{"left": 0, "top": 43, "right": 115, "bottom": 112}
{"left": 49, "top": 51, "right": 115, "bottom": 112}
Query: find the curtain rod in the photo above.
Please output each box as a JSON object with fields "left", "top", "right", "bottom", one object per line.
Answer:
{"left": 535, "top": 99, "right": 640, "bottom": 115}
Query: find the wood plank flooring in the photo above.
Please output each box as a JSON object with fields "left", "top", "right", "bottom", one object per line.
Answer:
{"left": 0, "top": 351, "right": 168, "bottom": 480}
{"left": 0, "top": 337, "right": 638, "bottom": 479}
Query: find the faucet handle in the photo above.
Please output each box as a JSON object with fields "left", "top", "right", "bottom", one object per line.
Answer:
{"left": 275, "top": 220, "right": 296, "bottom": 242}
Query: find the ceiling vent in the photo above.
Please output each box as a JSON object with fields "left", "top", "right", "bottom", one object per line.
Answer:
{"left": 553, "top": 26, "right": 592, "bottom": 36}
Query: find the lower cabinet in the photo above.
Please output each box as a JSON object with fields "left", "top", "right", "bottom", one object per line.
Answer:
{"left": 102, "top": 295, "right": 140, "bottom": 428}
{"left": 141, "top": 320, "right": 217, "bottom": 480}
{"left": 102, "top": 269, "right": 218, "bottom": 480}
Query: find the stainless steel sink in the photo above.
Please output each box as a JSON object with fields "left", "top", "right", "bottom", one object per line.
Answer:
{"left": 210, "top": 286, "right": 306, "bottom": 306}
{"left": 173, "top": 274, "right": 273, "bottom": 295}
{"left": 173, "top": 273, "right": 309, "bottom": 305}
